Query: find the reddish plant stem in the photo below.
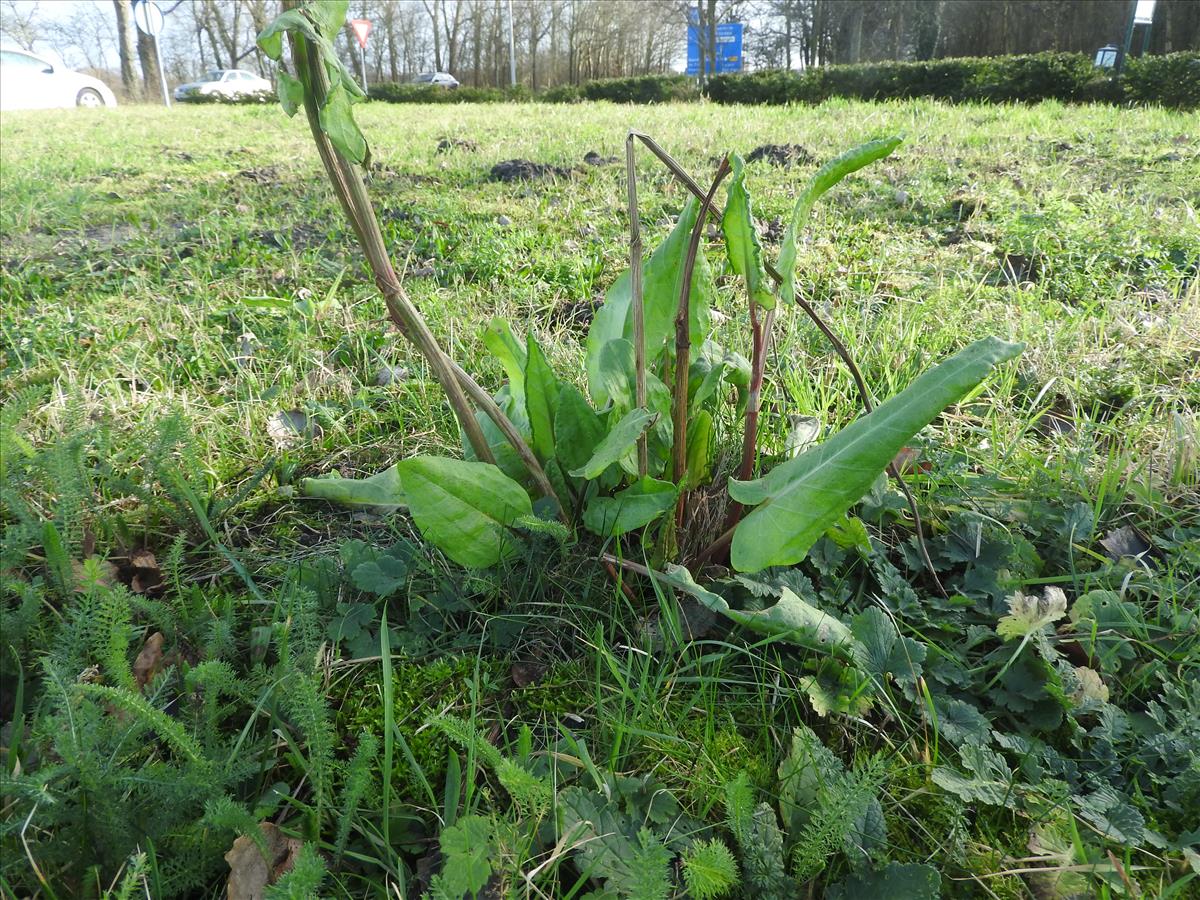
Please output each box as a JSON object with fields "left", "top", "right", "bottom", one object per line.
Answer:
{"left": 672, "top": 159, "right": 731, "bottom": 517}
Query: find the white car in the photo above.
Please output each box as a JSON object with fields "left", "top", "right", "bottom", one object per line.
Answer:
{"left": 0, "top": 48, "right": 118, "bottom": 110}
{"left": 174, "top": 69, "right": 271, "bottom": 102}
{"left": 412, "top": 72, "right": 460, "bottom": 89}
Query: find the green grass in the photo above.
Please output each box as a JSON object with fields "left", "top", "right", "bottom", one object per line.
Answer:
{"left": 2, "top": 100, "right": 1198, "bottom": 898}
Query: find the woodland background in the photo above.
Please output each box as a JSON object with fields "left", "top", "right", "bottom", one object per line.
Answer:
{"left": 1, "top": 0, "right": 1197, "bottom": 102}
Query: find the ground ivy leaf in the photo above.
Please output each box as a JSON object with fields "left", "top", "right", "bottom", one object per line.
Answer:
{"left": 351, "top": 554, "right": 409, "bottom": 596}
{"left": 825, "top": 862, "right": 941, "bottom": 900}
{"left": 1074, "top": 785, "right": 1145, "bottom": 845}
{"left": 850, "top": 606, "right": 926, "bottom": 687}
{"left": 932, "top": 744, "right": 1018, "bottom": 808}
{"left": 929, "top": 695, "right": 992, "bottom": 746}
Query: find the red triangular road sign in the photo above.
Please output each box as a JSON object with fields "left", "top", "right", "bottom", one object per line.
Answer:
{"left": 350, "top": 18, "right": 372, "bottom": 49}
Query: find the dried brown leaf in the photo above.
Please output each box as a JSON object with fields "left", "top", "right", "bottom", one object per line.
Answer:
{"left": 133, "top": 632, "right": 165, "bottom": 692}
{"left": 225, "top": 823, "right": 302, "bottom": 900}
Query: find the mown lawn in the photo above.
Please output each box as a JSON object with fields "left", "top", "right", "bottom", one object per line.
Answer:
{"left": 2, "top": 100, "right": 1197, "bottom": 898}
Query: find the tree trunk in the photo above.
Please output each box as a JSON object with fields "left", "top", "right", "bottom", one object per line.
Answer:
{"left": 137, "top": 29, "right": 162, "bottom": 102}
{"left": 112, "top": 0, "right": 138, "bottom": 95}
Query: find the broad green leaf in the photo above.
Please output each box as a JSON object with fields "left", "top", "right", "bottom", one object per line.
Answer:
{"left": 778, "top": 136, "right": 902, "bottom": 303}
{"left": 729, "top": 336, "right": 1022, "bottom": 572}
{"left": 568, "top": 408, "right": 657, "bottom": 480}
{"left": 585, "top": 198, "right": 714, "bottom": 405}
{"left": 318, "top": 79, "right": 367, "bottom": 165}
{"left": 306, "top": 0, "right": 349, "bottom": 40}
{"left": 299, "top": 465, "right": 404, "bottom": 511}
{"left": 465, "top": 386, "right": 530, "bottom": 484}
{"left": 660, "top": 564, "right": 851, "bottom": 649}
{"left": 690, "top": 341, "right": 750, "bottom": 413}
{"left": 256, "top": 9, "right": 317, "bottom": 60}
{"left": 396, "top": 456, "right": 531, "bottom": 568}
{"left": 483, "top": 318, "right": 528, "bottom": 412}
{"left": 276, "top": 70, "right": 304, "bottom": 117}
{"left": 554, "top": 385, "right": 606, "bottom": 475}
{"left": 582, "top": 477, "right": 677, "bottom": 536}
{"left": 593, "top": 337, "right": 636, "bottom": 410}
{"left": 524, "top": 333, "right": 559, "bottom": 463}
{"left": 722, "top": 154, "right": 774, "bottom": 309}
{"left": 685, "top": 410, "right": 714, "bottom": 489}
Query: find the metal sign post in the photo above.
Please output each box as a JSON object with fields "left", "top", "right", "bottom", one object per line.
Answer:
{"left": 350, "top": 18, "right": 372, "bottom": 95}
{"left": 132, "top": 0, "right": 170, "bottom": 107}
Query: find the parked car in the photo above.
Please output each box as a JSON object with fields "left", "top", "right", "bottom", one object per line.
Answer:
{"left": 411, "top": 72, "right": 459, "bottom": 89}
{"left": 0, "top": 48, "right": 117, "bottom": 110}
{"left": 174, "top": 69, "right": 272, "bottom": 102}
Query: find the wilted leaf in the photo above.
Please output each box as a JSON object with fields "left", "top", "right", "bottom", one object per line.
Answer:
{"left": 997, "top": 586, "right": 1067, "bottom": 640}
{"left": 662, "top": 564, "right": 851, "bottom": 650}
{"left": 1070, "top": 666, "right": 1109, "bottom": 705}
{"left": 266, "top": 409, "right": 319, "bottom": 449}
{"left": 276, "top": 70, "right": 304, "bottom": 117}
{"left": 318, "top": 80, "right": 368, "bottom": 165}
{"left": 225, "top": 822, "right": 302, "bottom": 900}
{"left": 722, "top": 153, "right": 775, "bottom": 309}
{"left": 585, "top": 198, "right": 714, "bottom": 405}
{"left": 1098, "top": 525, "right": 1151, "bottom": 561}
{"left": 777, "top": 137, "right": 903, "bottom": 303}
{"left": 299, "top": 465, "right": 405, "bottom": 512}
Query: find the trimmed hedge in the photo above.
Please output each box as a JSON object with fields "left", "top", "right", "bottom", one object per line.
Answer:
{"left": 1124, "top": 52, "right": 1200, "bottom": 108}
{"left": 368, "top": 74, "right": 695, "bottom": 105}
{"left": 704, "top": 51, "right": 1199, "bottom": 109}
{"left": 581, "top": 74, "right": 698, "bottom": 104}
{"left": 366, "top": 83, "right": 530, "bottom": 103}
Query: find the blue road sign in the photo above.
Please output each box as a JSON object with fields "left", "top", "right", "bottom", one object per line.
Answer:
{"left": 687, "top": 20, "right": 744, "bottom": 75}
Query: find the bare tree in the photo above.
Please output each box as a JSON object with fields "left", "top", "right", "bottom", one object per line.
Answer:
{"left": 1, "top": 0, "right": 40, "bottom": 50}
{"left": 112, "top": 0, "right": 138, "bottom": 93}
